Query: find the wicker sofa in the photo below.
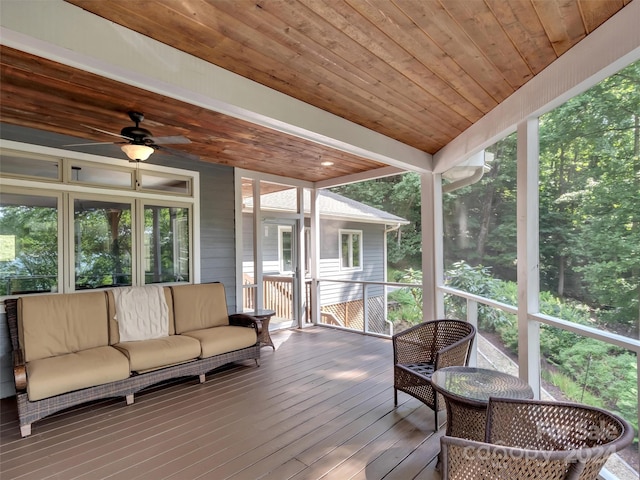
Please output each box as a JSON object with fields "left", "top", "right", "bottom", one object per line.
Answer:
{"left": 6, "top": 282, "right": 261, "bottom": 437}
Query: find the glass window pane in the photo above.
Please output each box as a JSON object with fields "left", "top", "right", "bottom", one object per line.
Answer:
{"left": 0, "top": 153, "right": 60, "bottom": 180}
{"left": 70, "top": 163, "right": 133, "bottom": 189}
{"left": 341, "top": 233, "right": 349, "bottom": 268}
{"left": 0, "top": 193, "right": 58, "bottom": 294}
{"left": 281, "top": 229, "right": 292, "bottom": 272}
{"left": 140, "top": 173, "right": 190, "bottom": 194}
{"left": 75, "top": 198, "right": 132, "bottom": 289}
{"left": 352, "top": 233, "right": 361, "bottom": 267}
{"left": 144, "top": 205, "right": 190, "bottom": 284}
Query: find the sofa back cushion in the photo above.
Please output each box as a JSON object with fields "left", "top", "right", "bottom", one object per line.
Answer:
{"left": 106, "top": 287, "right": 175, "bottom": 344}
{"left": 171, "top": 283, "right": 229, "bottom": 334}
{"left": 18, "top": 291, "right": 109, "bottom": 362}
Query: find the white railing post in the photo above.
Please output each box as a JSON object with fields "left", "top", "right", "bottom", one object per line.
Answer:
{"left": 363, "top": 283, "right": 369, "bottom": 333}
{"left": 467, "top": 299, "right": 478, "bottom": 367}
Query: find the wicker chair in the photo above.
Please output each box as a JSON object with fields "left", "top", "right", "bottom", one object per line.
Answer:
{"left": 392, "top": 319, "right": 475, "bottom": 430}
{"left": 440, "top": 397, "right": 635, "bottom": 480}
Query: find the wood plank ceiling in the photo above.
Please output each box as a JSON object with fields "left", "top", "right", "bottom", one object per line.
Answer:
{"left": 0, "top": 0, "right": 630, "bottom": 183}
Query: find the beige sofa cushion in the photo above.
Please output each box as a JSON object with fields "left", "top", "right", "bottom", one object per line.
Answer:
{"left": 107, "top": 287, "right": 175, "bottom": 344}
{"left": 26, "top": 346, "right": 130, "bottom": 401}
{"left": 19, "top": 292, "right": 109, "bottom": 363}
{"left": 114, "top": 335, "right": 201, "bottom": 372}
{"left": 182, "top": 325, "right": 257, "bottom": 358}
{"left": 172, "top": 283, "right": 230, "bottom": 334}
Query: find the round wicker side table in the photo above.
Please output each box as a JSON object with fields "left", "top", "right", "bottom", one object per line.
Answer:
{"left": 431, "top": 366, "right": 534, "bottom": 442}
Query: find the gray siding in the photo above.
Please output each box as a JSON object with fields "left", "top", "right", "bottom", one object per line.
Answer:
{"left": 319, "top": 220, "right": 386, "bottom": 305}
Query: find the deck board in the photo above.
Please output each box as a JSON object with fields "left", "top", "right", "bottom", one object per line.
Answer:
{"left": 0, "top": 327, "right": 441, "bottom": 480}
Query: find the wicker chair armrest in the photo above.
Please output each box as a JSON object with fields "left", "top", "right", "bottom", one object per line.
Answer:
{"left": 13, "top": 348, "right": 27, "bottom": 391}
{"left": 440, "top": 435, "right": 581, "bottom": 480}
{"left": 229, "top": 313, "right": 261, "bottom": 334}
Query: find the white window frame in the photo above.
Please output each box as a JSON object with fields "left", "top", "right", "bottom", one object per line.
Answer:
{"left": 278, "top": 225, "right": 293, "bottom": 274}
{"left": 339, "top": 229, "right": 363, "bottom": 271}
{"left": 0, "top": 141, "right": 200, "bottom": 297}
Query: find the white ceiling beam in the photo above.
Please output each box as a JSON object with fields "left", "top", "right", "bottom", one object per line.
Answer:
{"left": 433, "top": 0, "right": 640, "bottom": 173}
{"left": 0, "top": 0, "right": 432, "bottom": 174}
{"left": 315, "top": 166, "right": 406, "bottom": 189}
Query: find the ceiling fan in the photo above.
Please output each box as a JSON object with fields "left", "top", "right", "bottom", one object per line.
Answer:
{"left": 65, "top": 111, "right": 191, "bottom": 162}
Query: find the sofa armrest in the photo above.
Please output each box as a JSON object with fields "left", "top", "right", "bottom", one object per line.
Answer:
{"left": 13, "top": 348, "right": 27, "bottom": 391}
{"left": 229, "top": 313, "right": 261, "bottom": 334}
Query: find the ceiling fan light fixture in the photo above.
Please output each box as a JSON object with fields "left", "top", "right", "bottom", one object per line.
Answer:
{"left": 121, "top": 143, "right": 154, "bottom": 161}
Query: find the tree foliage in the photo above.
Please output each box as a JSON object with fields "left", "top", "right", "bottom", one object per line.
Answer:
{"left": 332, "top": 59, "right": 640, "bottom": 331}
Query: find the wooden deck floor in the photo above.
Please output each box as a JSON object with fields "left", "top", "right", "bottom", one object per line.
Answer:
{"left": 0, "top": 327, "right": 442, "bottom": 480}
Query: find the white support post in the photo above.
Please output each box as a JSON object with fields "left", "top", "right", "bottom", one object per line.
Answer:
{"left": 517, "top": 118, "right": 541, "bottom": 399}
{"left": 234, "top": 172, "right": 245, "bottom": 309}
{"left": 295, "top": 186, "right": 305, "bottom": 328}
{"left": 253, "top": 180, "right": 263, "bottom": 311}
{"left": 309, "top": 188, "right": 321, "bottom": 326}
{"left": 421, "top": 172, "right": 443, "bottom": 320}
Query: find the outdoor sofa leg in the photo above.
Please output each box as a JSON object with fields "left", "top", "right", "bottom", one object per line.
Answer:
{"left": 20, "top": 424, "right": 31, "bottom": 437}
{"left": 394, "top": 388, "right": 398, "bottom": 406}
{"left": 199, "top": 374, "right": 206, "bottom": 383}
{"left": 125, "top": 394, "right": 134, "bottom": 405}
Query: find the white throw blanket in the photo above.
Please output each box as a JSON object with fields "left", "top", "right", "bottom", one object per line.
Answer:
{"left": 113, "top": 285, "right": 169, "bottom": 342}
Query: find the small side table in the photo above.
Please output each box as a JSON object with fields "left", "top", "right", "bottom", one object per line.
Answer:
{"left": 431, "top": 366, "right": 534, "bottom": 442}
{"left": 242, "top": 309, "right": 276, "bottom": 350}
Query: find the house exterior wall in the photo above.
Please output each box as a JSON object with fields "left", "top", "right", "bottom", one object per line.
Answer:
{"left": 242, "top": 214, "right": 387, "bottom": 289}
{"left": 318, "top": 219, "right": 386, "bottom": 305}
{"left": 241, "top": 214, "right": 387, "bottom": 319}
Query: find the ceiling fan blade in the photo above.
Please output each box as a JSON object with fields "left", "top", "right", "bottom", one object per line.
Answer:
{"left": 83, "top": 124, "right": 134, "bottom": 141}
{"left": 154, "top": 145, "right": 199, "bottom": 161}
{"left": 149, "top": 135, "right": 191, "bottom": 145}
{"left": 63, "top": 141, "right": 119, "bottom": 147}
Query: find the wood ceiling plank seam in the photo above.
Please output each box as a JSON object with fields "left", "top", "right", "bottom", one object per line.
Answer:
{"left": 441, "top": 0, "right": 535, "bottom": 90}
{"left": 210, "top": 0, "right": 461, "bottom": 144}
{"left": 531, "top": 0, "right": 586, "bottom": 58}
{"left": 350, "top": 0, "right": 496, "bottom": 115}
{"left": 577, "top": 0, "right": 626, "bottom": 34}
{"left": 186, "top": 0, "right": 453, "bottom": 150}
{"left": 483, "top": 0, "right": 557, "bottom": 76}
{"left": 395, "top": 0, "right": 515, "bottom": 104}
{"left": 293, "top": 0, "right": 476, "bottom": 128}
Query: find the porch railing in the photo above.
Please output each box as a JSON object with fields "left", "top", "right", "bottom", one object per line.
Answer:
{"left": 242, "top": 275, "right": 312, "bottom": 321}
{"left": 316, "top": 278, "right": 422, "bottom": 337}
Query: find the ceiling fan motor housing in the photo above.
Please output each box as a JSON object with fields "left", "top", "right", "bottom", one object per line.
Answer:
{"left": 120, "top": 126, "right": 154, "bottom": 144}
